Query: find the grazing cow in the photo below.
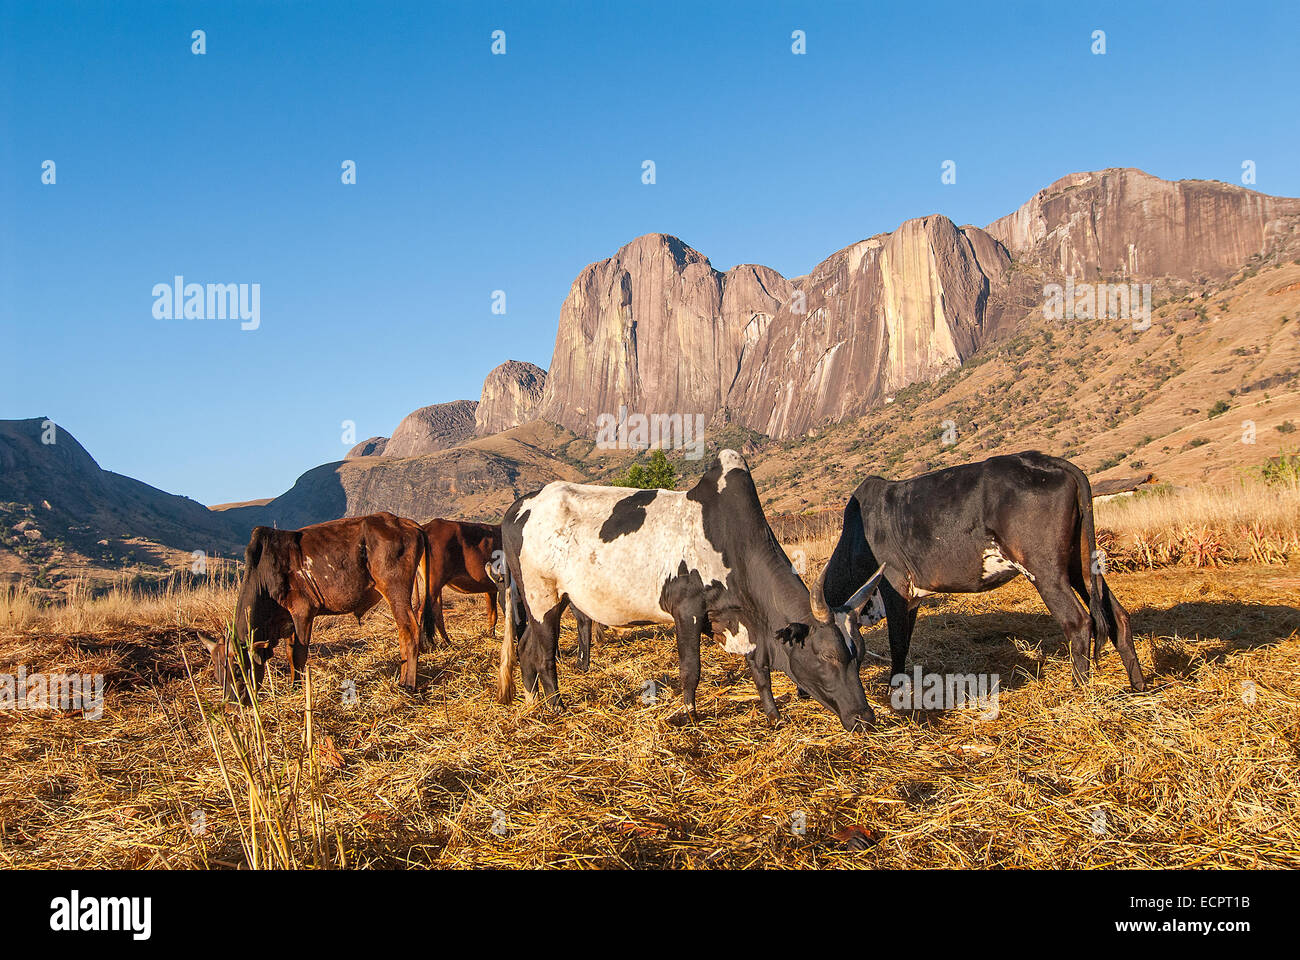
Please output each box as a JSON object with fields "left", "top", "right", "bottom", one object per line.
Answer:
{"left": 492, "top": 450, "right": 885, "bottom": 731}
{"left": 421, "top": 519, "right": 502, "bottom": 641}
{"left": 205, "top": 512, "right": 434, "bottom": 700}
{"left": 820, "top": 451, "right": 1146, "bottom": 692}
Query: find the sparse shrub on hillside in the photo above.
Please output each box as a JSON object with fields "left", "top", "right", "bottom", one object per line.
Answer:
{"left": 1276, "top": 421, "right": 1296, "bottom": 435}
{"left": 1208, "top": 400, "right": 1231, "bottom": 418}
{"left": 1258, "top": 451, "right": 1300, "bottom": 486}
{"left": 612, "top": 449, "right": 679, "bottom": 490}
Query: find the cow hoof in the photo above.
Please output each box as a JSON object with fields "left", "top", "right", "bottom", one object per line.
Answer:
{"left": 844, "top": 711, "right": 876, "bottom": 733}
{"left": 667, "top": 708, "right": 699, "bottom": 727}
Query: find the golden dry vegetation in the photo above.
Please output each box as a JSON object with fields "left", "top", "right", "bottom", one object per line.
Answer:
{"left": 2, "top": 489, "right": 1298, "bottom": 869}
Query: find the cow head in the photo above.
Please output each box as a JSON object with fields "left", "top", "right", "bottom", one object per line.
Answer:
{"left": 200, "top": 628, "right": 273, "bottom": 704}
{"left": 210, "top": 527, "right": 290, "bottom": 702}
{"left": 776, "top": 564, "right": 886, "bottom": 731}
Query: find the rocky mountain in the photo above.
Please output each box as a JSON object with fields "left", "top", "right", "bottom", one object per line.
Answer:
{"left": 346, "top": 436, "right": 389, "bottom": 458}
{"left": 383, "top": 399, "right": 478, "bottom": 458}
{"left": 220, "top": 422, "right": 587, "bottom": 531}
{"left": 747, "top": 257, "right": 1300, "bottom": 512}
{"left": 727, "top": 216, "right": 1019, "bottom": 438}
{"left": 986, "top": 168, "right": 1300, "bottom": 282}
{"left": 536, "top": 220, "right": 1017, "bottom": 441}
{"left": 476, "top": 361, "right": 547, "bottom": 435}
{"left": 538, "top": 169, "right": 1300, "bottom": 442}
{"left": 537, "top": 233, "right": 791, "bottom": 435}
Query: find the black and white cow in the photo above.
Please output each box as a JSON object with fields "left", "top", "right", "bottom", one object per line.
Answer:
{"left": 821, "top": 451, "right": 1146, "bottom": 691}
{"left": 491, "top": 450, "right": 885, "bottom": 731}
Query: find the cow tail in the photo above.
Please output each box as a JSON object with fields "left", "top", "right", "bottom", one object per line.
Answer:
{"left": 497, "top": 570, "right": 519, "bottom": 704}
{"left": 419, "top": 528, "right": 436, "bottom": 650}
{"left": 1070, "top": 461, "right": 1110, "bottom": 659}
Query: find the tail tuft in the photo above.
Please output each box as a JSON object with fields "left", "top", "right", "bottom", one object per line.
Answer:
{"left": 497, "top": 575, "right": 519, "bottom": 704}
{"left": 1071, "top": 462, "right": 1111, "bottom": 660}
{"left": 419, "top": 531, "right": 436, "bottom": 650}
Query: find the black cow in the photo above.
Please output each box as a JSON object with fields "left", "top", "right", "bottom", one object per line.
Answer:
{"left": 492, "top": 450, "right": 885, "bottom": 730}
{"left": 821, "top": 451, "right": 1146, "bottom": 691}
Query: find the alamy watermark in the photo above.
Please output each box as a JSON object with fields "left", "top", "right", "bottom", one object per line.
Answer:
{"left": 152, "top": 276, "right": 260, "bottom": 330}
{"left": 50, "top": 890, "right": 150, "bottom": 940}
{"left": 2, "top": 666, "right": 104, "bottom": 719}
{"left": 594, "top": 404, "right": 706, "bottom": 460}
{"left": 1043, "top": 278, "right": 1151, "bottom": 331}
{"left": 891, "top": 667, "right": 999, "bottom": 719}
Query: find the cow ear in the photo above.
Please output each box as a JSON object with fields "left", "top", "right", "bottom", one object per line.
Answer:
{"left": 251, "top": 639, "right": 272, "bottom": 664}
{"left": 200, "top": 635, "right": 219, "bottom": 654}
{"left": 776, "top": 622, "right": 810, "bottom": 646}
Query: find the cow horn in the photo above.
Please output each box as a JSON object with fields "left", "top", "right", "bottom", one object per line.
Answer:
{"left": 200, "top": 635, "right": 218, "bottom": 653}
{"left": 809, "top": 563, "right": 833, "bottom": 624}
{"left": 485, "top": 561, "right": 503, "bottom": 584}
{"left": 840, "top": 563, "right": 887, "bottom": 612}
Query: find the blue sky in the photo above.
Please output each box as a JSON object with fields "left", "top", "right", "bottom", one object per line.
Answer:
{"left": 2, "top": 0, "right": 1297, "bottom": 505}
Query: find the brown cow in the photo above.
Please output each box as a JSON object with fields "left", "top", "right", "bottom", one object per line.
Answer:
{"left": 421, "top": 519, "right": 501, "bottom": 642}
{"left": 205, "top": 512, "right": 434, "bottom": 700}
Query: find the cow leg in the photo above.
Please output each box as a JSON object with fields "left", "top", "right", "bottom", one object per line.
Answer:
{"left": 883, "top": 588, "right": 915, "bottom": 684}
{"left": 574, "top": 610, "right": 593, "bottom": 673}
{"left": 520, "top": 603, "right": 565, "bottom": 711}
{"left": 286, "top": 609, "right": 313, "bottom": 685}
{"left": 747, "top": 652, "right": 780, "bottom": 722}
{"left": 1034, "top": 575, "right": 1093, "bottom": 686}
{"left": 483, "top": 591, "right": 498, "bottom": 638}
{"left": 1103, "top": 580, "right": 1145, "bottom": 691}
{"left": 672, "top": 608, "right": 705, "bottom": 723}
{"left": 1066, "top": 563, "right": 1145, "bottom": 691}
{"left": 433, "top": 590, "right": 451, "bottom": 645}
{"left": 376, "top": 582, "right": 422, "bottom": 691}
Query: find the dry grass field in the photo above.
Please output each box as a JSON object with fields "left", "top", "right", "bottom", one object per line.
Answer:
{"left": 2, "top": 482, "right": 1298, "bottom": 870}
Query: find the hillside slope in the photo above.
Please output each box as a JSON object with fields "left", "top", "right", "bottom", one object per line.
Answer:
{"left": 220, "top": 421, "right": 591, "bottom": 532}
{"left": 743, "top": 258, "right": 1300, "bottom": 512}
{"left": 0, "top": 418, "right": 245, "bottom": 587}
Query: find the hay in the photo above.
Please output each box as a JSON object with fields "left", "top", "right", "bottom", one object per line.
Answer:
{"left": 1, "top": 563, "right": 1297, "bottom": 868}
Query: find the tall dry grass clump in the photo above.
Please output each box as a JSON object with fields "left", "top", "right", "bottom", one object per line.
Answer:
{"left": 1097, "top": 473, "right": 1300, "bottom": 570}
{"left": 185, "top": 646, "right": 344, "bottom": 869}
{"left": 1, "top": 563, "right": 241, "bottom": 635}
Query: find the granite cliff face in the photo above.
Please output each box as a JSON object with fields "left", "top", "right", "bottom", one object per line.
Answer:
{"left": 985, "top": 168, "right": 1300, "bottom": 281}
{"left": 728, "top": 216, "right": 1014, "bottom": 438}
{"left": 538, "top": 220, "right": 1012, "bottom": 440}
{"left": 535, "top": 170, "right": 1300, "bottom": 442}
{"left": 476, "top": 360, "right": 547, "bottom": 435}
{"left": 537, "top": 233, "right": 791, "bottom": 436}
{"left": 383, "top": 399, "right": 478, "bottom": 458}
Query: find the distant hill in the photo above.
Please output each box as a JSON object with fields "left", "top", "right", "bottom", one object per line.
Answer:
{"left": 0, "top": 418, "right": 245, "bottom": 587}
{"left": 219, "top": 421, "right": 591, "bottom": 531}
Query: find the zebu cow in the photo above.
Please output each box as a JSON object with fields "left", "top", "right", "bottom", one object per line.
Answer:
{"left": 421, "top": 519, "right": 501, "bottom": 641}
{"left": 493, "top": 450, "right": 885, "bottom": 730}
{"left": 206, "top": 512, "right": 434, "bottom": 700}
{"left": 821, "top": 452, "right": 1146, "bottom": 691}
